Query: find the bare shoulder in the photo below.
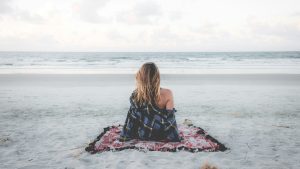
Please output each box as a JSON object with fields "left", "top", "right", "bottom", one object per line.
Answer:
{"left": 160, "top": 88, "right": 174, "bottom": 109}
{"left": 160, "top": 88, "right": 173, "bottom": 98}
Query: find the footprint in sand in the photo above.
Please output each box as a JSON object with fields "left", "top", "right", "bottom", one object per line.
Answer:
{"left": 0, "top": 137, "right": 11, "bottom": 145}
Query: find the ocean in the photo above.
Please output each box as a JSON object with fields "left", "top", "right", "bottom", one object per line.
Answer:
{"left": 0, "top": 51, "right": 300, "bottom": 74}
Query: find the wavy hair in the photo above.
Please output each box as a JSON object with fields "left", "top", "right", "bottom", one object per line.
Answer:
{"left": 134, "top": 62, "right": 160, "bottom": 106}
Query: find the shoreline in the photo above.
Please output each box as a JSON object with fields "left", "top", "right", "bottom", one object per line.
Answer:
{"left": 1, "top": 73, "right": 300, "bottom": 86}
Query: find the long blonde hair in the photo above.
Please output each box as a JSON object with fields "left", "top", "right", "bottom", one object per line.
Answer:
{"left": 134, "top": 62, "right": 160, "bottom": 105}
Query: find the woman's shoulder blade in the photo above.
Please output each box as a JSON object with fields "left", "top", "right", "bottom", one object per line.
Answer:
{"left": 160, "top": 88, "right": 173, "bottom": 98}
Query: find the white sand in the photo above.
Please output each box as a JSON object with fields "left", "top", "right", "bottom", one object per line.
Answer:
{"left": 0, "top": 74, "right": 300, "bottom": 169}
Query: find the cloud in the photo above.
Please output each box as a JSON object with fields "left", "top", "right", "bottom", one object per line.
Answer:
{"left": 168, "top": 11, "right": 182, "bottom": 21}
{"left": 116, "top": 0, "right": 162, "bottom": 24}
{"left": 0, "top": 34, "right": 60, "bottom": 51}
{"left": 151, "top": 27, "right": 179, "bottom": 42}
{"left": 0, "top": 0, "right": 12, "bottom": 14}
{"left": 291, "top": 12, "right": 300, "bottom": 17}
{"left": 189, "top": 22, "right": 219, "bottom": 35}
{"left": 134, "top": 0, "right": 161, "bottom": 18}
{"left": 1, "top": 0, "right": 300, "bottom": 51}
{"left": 73, "top": 0, "right": 111, "bottom": 23}
{"left": 0, "top": 0, "right": 45, "bottom": 24}
{"left": 14, "top": 10, "right": 44, "bottom": 23}
{"left": 247, "top": 18, "right": 300, "bottom": 41}
{"left": 106, "top": 30, "right": 129, "bottom": 42}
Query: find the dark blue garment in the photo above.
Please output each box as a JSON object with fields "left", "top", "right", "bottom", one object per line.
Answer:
{"left": 119, "top": 92, "right": 181, "bottom": 142}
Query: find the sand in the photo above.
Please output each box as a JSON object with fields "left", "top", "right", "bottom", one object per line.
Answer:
{"left": 0, "top": 74, "right": 300, "bottom": 169}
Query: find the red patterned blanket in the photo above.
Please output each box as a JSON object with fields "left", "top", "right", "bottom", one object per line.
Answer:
{"left": 86, "top": 124, "right": 227, "bottom": 153}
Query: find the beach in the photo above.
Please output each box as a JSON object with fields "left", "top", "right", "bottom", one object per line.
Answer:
{"left": 1, "top": 74, "right": 300, "bottom": 169}
{"left": 1, "top": 0, "right": 300, "bottom": 166}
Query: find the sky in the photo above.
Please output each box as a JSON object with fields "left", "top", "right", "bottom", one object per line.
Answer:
{"left": 0, "top": 0, "right": 299, "bottom": 52}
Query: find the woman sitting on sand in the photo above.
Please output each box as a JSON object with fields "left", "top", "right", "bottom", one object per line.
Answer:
{"left": 119, "top": 62, "right": 181, "bottom": 142}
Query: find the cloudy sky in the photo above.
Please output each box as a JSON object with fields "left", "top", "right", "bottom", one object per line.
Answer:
{"left": 0, "top": 0, "right": 299, "bottom": 51}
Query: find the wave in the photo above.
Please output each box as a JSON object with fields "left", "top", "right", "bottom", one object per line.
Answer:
{"left": 0, "top": 52, "right": 300, "bottom": 74}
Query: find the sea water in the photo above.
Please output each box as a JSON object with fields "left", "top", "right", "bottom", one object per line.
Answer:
{"left": 0, "top": 51, "right": 300, "bottom": 74}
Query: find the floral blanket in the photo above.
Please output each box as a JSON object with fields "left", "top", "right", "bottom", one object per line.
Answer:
{"left": 85, "top": 124, "right": 227, "bottom": 153}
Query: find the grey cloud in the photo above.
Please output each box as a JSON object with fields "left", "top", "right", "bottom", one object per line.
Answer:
{"left": 188, "top": 22, "right": 224, "bottom": 40}
{"left": 106, "top": 30, "right": 129, "bottom": 42}
{"left": 116, "top": 0, "right": 162, "bottom": 25}
{"left": 150, "top": 27, "right": 183, "bottom": 45}
{"left": 152, "top": 27, "right": 177, "bottom": 40}
{"left": 14, "top": 10, "right": 44, "bottom": 23}
{"left": 74, "top": 0, "right": 111, "bottom": 23}
{"left": 0, "top": 0, "right": 12, "bottom": 14}
{"left": 0, "top": 34, "right": 59, "bottom": 51}
{"left": 134, "top": 0, "right": 161, "bottom": 18}
{"left": 0, "top": 0, "right": 45, "bottom": 24}
{"left": 248, "top": 19, "right": 300, "bottom": 41}
{"left": 291, "top": 12, "right": 300, "bottom": 17}
{"left": 190, "top": 22, "right": 219, "bottom": 34}
{"left": 168, "top": 11, "right": 181, "bottom": 21}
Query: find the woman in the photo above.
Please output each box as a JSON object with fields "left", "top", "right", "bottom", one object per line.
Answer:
{"left": 119, "top": 62, "right": 181, "bottom": 142}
